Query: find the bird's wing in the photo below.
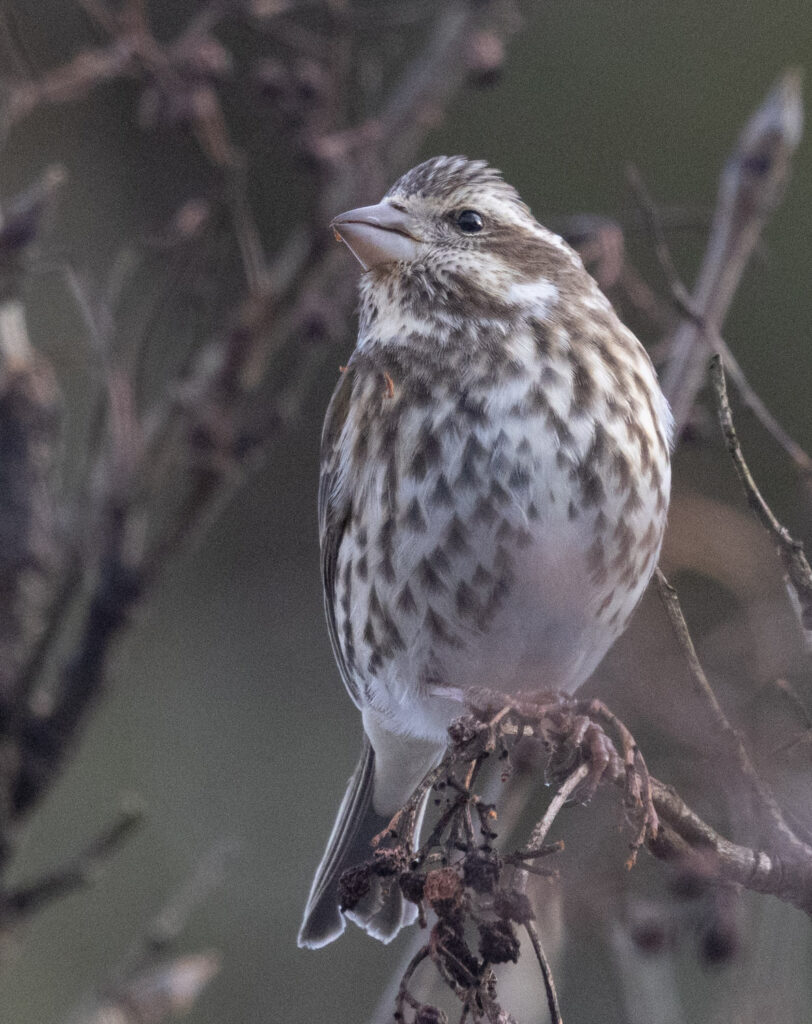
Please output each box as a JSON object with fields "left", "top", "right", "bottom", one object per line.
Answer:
{"left": 319, "top": 364, "right": 363, "bottom": 708}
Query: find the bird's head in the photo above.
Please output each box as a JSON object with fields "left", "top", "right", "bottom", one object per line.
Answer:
{"left": 331, "top": 156, "right": 583, "bottom": 323}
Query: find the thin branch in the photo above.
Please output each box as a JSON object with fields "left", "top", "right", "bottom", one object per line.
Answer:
{"left": 76, "top": 0, "right": 121, "bottom": 36}
{"left": 654, "top": 567, "right": 811, "bottom": 860}
{"left": 625, "top": 163, "right": 697, "bottom": 318}
{"left": 520, "top": 763, "right": 589, "bottom": 857}
{"left": 0, "top": 4, "right": 38, "bottom": 79}
{"left": 309, "top": 0, "right": 517, "bottom": 191}
{"left": 10, "top": 370, "right": 145, "bottom": 819}
{"left": 0, "top": 171, "right": 65, "bottom": 719}
{"left": 524, "top": 920, "right": 563, "bottom": 1024}
{"left": 709, "top": 356, "right": 812, "bottom": 634}
{"left": 0, "top": 802, "right": 143, "bottom": 923}
{"left": 394, "top": 946, "right": 430, "bottom": 1020}
{"left": 221, "top": 161, "right": 268, "bottom": 293}
{"left": 771, "top": 677, "right": 812, "bottom": 731}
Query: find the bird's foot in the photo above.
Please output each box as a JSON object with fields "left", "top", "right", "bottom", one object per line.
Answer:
{"left": 569, "top": 698, "right": 660, "bottom": 862}
{"left": 547, "top": 710, "right": 624, "bottom": 805}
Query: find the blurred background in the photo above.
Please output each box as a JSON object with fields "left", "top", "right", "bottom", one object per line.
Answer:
{"left": 0, "top": 1, "right": 810, "bottom": 1022}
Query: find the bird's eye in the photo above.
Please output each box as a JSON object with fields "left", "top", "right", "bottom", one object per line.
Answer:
{"left": 456, "top": 209, "right": 484, "bottom": 233}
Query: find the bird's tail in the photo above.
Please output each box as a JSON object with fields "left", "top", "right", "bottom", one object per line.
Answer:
{"left": 298, "top": 736, "right": 435, "bottom": 949}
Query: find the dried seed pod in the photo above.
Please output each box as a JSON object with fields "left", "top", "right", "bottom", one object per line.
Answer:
{"left": 493, "top": 888, "right": 533, "bottom": 925}
{"left": 337, "top": 863, "right": 371, "bottom": 912}
{"left": 398, "top": 869, "right": 426, "bottom": 905}
{"left": 462, "top": 847, "right": 501, "bottom": 894}
{"left": 423, "top": 866, "right": 462, "bottom": 910}
{"left": 478, "top": 919, "right": 520, "bottom": 964}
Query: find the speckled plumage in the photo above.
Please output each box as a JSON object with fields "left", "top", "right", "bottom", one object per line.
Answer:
{"left": 299, "top": 157, "right": 672, "bottom": 950}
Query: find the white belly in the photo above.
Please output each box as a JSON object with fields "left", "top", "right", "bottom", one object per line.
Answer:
{"left": 333, "top": 344, "right": 669, "bottom": 743}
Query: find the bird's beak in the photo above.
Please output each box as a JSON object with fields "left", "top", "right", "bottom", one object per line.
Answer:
{"left": 331, "top": 202, "right": 421, "bottom": 270}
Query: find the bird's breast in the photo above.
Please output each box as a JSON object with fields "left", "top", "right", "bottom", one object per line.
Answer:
{"left": 331, "top": 318, "right": 670, "bottom": 740}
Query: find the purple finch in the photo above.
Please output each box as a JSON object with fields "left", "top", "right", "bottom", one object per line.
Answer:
{"left": 298, "top": 156, "right": 672, "bottom": 949}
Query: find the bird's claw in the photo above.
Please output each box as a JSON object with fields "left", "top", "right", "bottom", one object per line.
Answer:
{"left": 547, "top": 712, "right": 622, "bottom": 804}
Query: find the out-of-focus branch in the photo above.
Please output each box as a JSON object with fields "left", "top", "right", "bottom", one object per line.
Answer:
{"left": 0, "top": 0, "right": 520, "bottom": 930}
{"left": 0, "top": 343, "right": 61, "bottom": 710}
{"left": 0, "top": 170, "right": 64, "bottom": 711}
{"left": 660, "top": 69, "right": 803, "bottom": 435}
{"left": 709, "top": 357, "right": 812, "bottom": 637}
{"left": 309, "top": 2, "right": 515, "bottom": 176}
{"left": 627, "top": 161, "right": 812, "bottom": 477}
{"left": 5, "top": 1, "right": 237, "bottom": 167}
{"left": 63, "top": 840, "right": 232, "bottom": 1024}
{"left": 10, "top": 369, "right": 145, "bottom": 820}
{"left": 0, "top": 802, "right": 143, "bottom": 925}
{"left": 136, "top": 0, "right": 518, "bottom": 572}
{"left": 79, "top": 953, "right": 221, "bottom": 1024}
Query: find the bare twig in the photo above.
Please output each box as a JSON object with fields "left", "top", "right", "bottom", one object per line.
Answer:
{"left": 520, "top": 763, "right": 589, "bottom": 857}
{"left": 511, "top": 767, "right": 582, "bottom": 1024}
{"left": 771, "top": 678, "right": 812, "bottom": 731}
{"left": 0, "top": 802, "right": 143, "bottom": 924}
{"left": 654, "top": 567, "right": 811, "bottom": 861}
{"left": 0, "top": 171, "right": 65, "bottom": 714}
{"left": 394, "top": 946, "right": 430, "bottom": 1021}
{"left": 9, "top": 370, "right": 145, "bottom": 820}
{"left": 143, "top": 838, "right": 237, "bottom": 954}
{"left": 525, "top": 920, "right": 563, "bottom": 1024}
{"left": 659, "top": 70, "right": 803, "bottom": 434}
{"left": 709, "top": 356, "right": 812, "bottom": 635}
{"left": 625, "top": 163, "right": 697, "bottom": 319}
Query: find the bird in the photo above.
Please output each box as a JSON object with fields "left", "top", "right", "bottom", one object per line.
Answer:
{"left": 298, "top": 156, "right": 672, "bottom": 949}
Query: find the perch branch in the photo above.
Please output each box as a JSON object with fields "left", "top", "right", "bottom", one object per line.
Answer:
{"left": 378, "top": 690, "right": 812, "bottom": 1022}
{"left": 647, "top": 778, "right": 812, "bottom": 914}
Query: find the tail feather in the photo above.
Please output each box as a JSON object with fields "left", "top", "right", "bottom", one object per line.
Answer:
{"left": 298, "top": 738, "right": 417, "bottom": 948}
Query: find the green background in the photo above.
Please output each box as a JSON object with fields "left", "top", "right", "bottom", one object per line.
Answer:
{"left": 1, "top": 2, "right": 811, "bottom": 1022}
